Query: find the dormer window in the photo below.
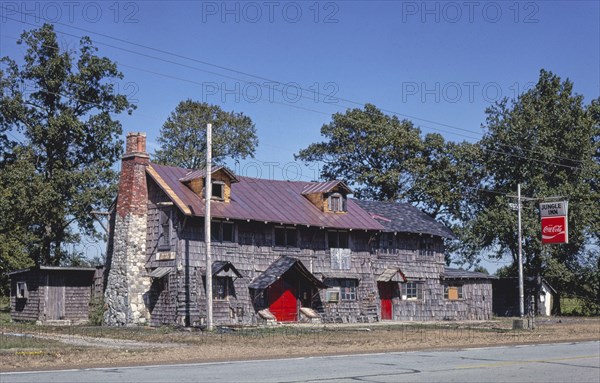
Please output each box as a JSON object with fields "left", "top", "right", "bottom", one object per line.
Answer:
{"left": 328, "top": 193, "right": 346, "bottom": 212}
{"left": 302, "top": 180, "right": 352, "bottom": 213}
{"left": 212, "top": 181, "right": 225, "bottom": 200}
{"left": 179, "top": 166, "right": 239, "bottom": 203}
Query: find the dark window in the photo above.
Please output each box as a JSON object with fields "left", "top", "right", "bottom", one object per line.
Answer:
{"left": 419, "top": 237, "right": 435, "bottom": 256}
{"left": 328, "top": 230, "right": 349, "bottom": 248}
{"left": 158, "top": 208, "right": 172, "bottom": 250}
{"left": 274, "top": 227, "right": 297, "bottom": 247}
{"left": 328, "top": 193, "right": 346, "bottom": 212}
{"left": 213, "top": 277, "right": 232, "bottom": 300}
{"left": 444, "top": 284, "right": 463, "bottom": 300}
{"left": 402, "top": 282, "right": 423, "bottom": 300}
{"left": 203, "top": 179, "right": 225, "bottom": 200}
{"left": 379, "top": 233, "right": 394, "bottom": 249}
{"left": 211, "top": 221, "right": 234, "bottom": 242}
{"left": 16, "top": 282, "right": 27, "bottom": 299}
{"left": 212, "top": 181, "right": 224, "bottom": 200}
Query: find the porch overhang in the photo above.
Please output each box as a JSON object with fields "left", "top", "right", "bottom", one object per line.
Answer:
{"left": 248, "top": 256, "right": 327, "bottom": 290}
{"left": 148, "top": 267, "right": 172, "bottom": 279}
{"left": 377, "top": 267, "right": 408, "bottom": 282}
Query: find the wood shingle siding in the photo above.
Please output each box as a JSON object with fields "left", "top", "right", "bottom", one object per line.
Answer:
{"left": 10, "top": 267, "right": 96, "bottom": 324}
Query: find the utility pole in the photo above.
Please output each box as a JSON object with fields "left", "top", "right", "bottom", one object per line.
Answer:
{"left": 517, "top": 183, "right": 525, "bottom": 318}
{"left": 205, "top": 123, "right": 213, "bottom": 331}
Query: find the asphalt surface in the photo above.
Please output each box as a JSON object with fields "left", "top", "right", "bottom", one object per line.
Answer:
{"left": 2, "top": 341, "right": 599, "bottom": 383}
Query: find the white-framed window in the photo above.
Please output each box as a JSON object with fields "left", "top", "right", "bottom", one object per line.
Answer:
{"left": 16, "top": 281, "right": 28, "bottom": 299}
{"left": 158, "top": 208, "right": 172, "bottom": 250}
{"left": 339, "top": 279, "right": 357, "bottom": 301}
{"left": 325, "top": 279, "right": 357, "bottom": 302}
{"left": 274, "top": 226, "right": 297, "bottom": 247}
{"left": 328, "top": 230, "right": 349, "bottom": 248}
{"left": 444, "top": 283, "right": 463, "bottom": 300}
{"left": 211, "top": 220, "right": 234, "bottom": 242}
{"left": 402, "top": 282, "right": 423, "bottom": 300}
{"left": 328, "top": 193, "right": 346, "bottom": 212}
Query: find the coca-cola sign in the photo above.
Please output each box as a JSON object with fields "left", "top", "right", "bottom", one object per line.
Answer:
{"left": 541, "top": 216, "right": 568, "bottom": 244}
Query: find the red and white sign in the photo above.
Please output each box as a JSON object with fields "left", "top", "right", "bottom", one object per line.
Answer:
{"left": 541, "top": 215, "right": 568, "bottom": 244}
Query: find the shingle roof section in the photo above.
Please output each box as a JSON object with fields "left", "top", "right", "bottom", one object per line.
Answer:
{"left": 353, "top": 199, "right": 456, "bottom": 239}
{"left": 148, "top": 163, "right": 384, "bottom": 230}
{"left": 443, "top": 267, "right": 497, "bottom": 280}
{"left": 301, "top": 180, "right": 352, "bottom": 195}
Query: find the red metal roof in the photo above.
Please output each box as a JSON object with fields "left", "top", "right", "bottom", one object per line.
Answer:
{"left": 148, "top": 163, "right": 384, "bottom": 231}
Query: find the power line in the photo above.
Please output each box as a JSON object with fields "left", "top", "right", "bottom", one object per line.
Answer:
{"left": 1, "top": 13, "right": 586, "bottom": 166}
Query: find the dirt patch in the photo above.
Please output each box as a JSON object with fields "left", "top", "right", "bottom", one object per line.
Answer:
{"left": 1, "top": 318, "right": 598, "bottom": 372}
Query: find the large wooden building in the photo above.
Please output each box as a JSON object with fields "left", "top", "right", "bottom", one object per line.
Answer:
{"left": 103, "top": 133, "right": 494, "bottom": 326}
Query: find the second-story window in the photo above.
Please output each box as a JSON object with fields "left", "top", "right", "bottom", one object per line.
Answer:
{"left": 328, "top": 193, "right": 347, "bottom": 212}
{"left": 419, "top": 237, "right": 435, "bottom": 256}
{"left": 158, "top": 208, "right": 172, "bottom": 250}
{"left": 211, "top": 221, "right": 234, "bottom": 242}
{"left": 328, "top": 230, "right": 349, "bottom": 248}
{"left": 274, "top": 226, "right": 297, "bottom": 247}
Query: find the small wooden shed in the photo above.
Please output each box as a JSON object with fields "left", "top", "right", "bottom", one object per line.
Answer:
{"left": 9, "top": 266, "right": 96, "bottom": 324}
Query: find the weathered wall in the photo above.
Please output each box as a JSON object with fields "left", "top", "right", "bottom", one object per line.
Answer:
{"left": 10, "top": 271, "right": 42, "bottom": 322}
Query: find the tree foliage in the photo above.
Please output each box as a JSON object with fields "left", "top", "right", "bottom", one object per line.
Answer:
{"left": 154, "top": 100, "right": 258, "bottom": 169}
{"left": 296, "top": 71, "right": 599, "bottom": 306}
{"left": 0, "top": 24, "right": 135, "bottom": 278}
{"left": 471, "top": 70, "right": 599, "bottom": 270}
{"left": 295, "top": 104, "right": 480, "bottom": 227}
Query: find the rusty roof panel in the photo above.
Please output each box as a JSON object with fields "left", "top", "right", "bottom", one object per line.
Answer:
{"left": 148, "top": 163, "right": 383, "bottom": 230}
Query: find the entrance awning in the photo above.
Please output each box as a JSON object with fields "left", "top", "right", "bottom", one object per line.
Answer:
{"left": 212, "top": 261, "right": 243, "bottom": 278}
{"left": 377, "top": 268, "right": 408, "bottom": 282}
{"left": 149, "top": 267, "right": 172, "bottom": 279}
{"left": 248, "top": 256, "right": 327, "bottom": 290}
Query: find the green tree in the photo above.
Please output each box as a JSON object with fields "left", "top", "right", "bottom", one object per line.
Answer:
{"left": 0, "top": 24, "right": 135, "bottom": 272}
{"left": 154, "top": 100, "right": 258, "bottom": 169}
{"left": 469, "top": 70, "right": 599, "bottom": 309}
{"left": 295, "top": 104, "right": 480, "bottom": 228}
{"left": 472, "top": 70, "right": 599, "bottom": 266}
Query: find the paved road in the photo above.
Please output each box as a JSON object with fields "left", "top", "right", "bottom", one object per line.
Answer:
{"left": 2, "top": 341, "right": 599, "bottom": 383}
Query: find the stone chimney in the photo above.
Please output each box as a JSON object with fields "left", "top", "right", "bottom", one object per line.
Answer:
{"left": 104, "top": 132, "right": 151, "bottom": 326}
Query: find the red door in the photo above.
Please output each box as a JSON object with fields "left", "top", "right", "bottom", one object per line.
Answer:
{"left": 378, "top": 282, "right": 394, "bottom": 320}
{"left": 268, "top": 279, "right": 298, "bottom": 322}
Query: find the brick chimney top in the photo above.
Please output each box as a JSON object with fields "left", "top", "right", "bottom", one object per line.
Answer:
{"left": 124, "top": 132, "right": 149, "bottom": 159}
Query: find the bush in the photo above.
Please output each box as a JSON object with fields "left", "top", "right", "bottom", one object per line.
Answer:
{"left": 89, "top": 297, "right": 105, "bottom": 326}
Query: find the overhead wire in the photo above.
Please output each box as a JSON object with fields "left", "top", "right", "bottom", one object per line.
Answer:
{"left": 0, "top": 12, "right": 587, "bottom": 166}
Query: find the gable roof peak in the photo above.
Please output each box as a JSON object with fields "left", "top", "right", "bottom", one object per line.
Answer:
{"left": 301, "top": 180, "right": 352, "bottom": 195}
{"left": 178, "top": 165, "right": 239, "bottom": 183}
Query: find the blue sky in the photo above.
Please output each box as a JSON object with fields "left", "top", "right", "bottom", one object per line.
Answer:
{"left": 1, "top": 1, "right": 598, "bottom": 269}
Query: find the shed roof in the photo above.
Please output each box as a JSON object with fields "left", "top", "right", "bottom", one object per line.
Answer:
{"left": 353, "top": 199, "right": 456, "bottom": 239}
{"left": 9, "top": 266, "right": 97, "bottom": 275}
{"left": 248, "top": 256, "right": 327, "bottom": 290}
